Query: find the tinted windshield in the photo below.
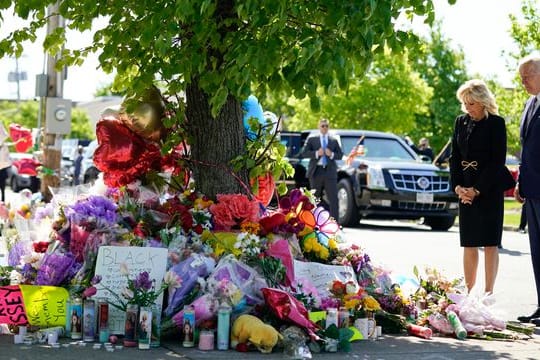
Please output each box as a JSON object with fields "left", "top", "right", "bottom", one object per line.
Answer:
{"left": 341, "top": 136, "right": 416, "bottom": 160}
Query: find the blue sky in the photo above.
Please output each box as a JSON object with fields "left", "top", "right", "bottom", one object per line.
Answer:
{"left": 0, "top": 1, "right": 525, "bottom": 102}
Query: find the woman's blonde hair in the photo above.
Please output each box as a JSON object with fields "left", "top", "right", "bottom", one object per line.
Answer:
{"left": 456, "top": 79, "right": 498, "bottom": 117}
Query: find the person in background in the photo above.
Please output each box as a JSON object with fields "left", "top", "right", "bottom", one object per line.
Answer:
{"left": 73, "top": 146, "right": 84, "bottom": 185}
{"left": 450, "top": 79, "right": 511, "bottom": 296}
{"left": 406, "top": 136, "right": 435, "bottom": 161}
{"left": 515, "top": 55, "right": 540, "bottom": 326}
{"left": 300, "top": 118, "right": 343, "bottom": 221}
{"left": 0, "top": 166, "right": 7, "bottom": 202}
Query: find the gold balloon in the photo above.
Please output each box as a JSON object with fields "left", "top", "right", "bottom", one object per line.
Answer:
{"left": 121, "top": 86, "right": 166, "bottom": 142}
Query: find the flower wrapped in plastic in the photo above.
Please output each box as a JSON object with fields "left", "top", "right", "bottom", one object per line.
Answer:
{"left": 261, "top": 287, "right": 320, "bottom": 339}
{"left": 208, "top": 254, "right": 267, "bottom": 308}
{"left": 447, "top": 293, "right": 506, "bottom": 333}
{"left": 165, "top": 253, "right": 216, "bottom": 316}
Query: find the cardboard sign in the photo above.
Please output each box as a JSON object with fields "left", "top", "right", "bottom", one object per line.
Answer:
{"left": 0, "top": 285, "right": 69, "bottom": 326}
{"left": 0, "top": 286, "right": 28, "bottom": 325}
{"left": 19, "top": 285, "right": 69, "bottom": 327}
{"left": 94, "top": 246, "right": 168, "bottom": 334}
{"left": 293, "top": 260, "right": 357, "bottom": 297}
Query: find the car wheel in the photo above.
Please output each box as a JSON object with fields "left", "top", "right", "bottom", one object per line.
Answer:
{"left": 84, "top": 167, "right": 100, "bottom": 184}
{"left": 10, "top": 176, "right": 19, "bottom": 192}
{"left": 337, "top": 179, "right": 360, "bottom": 227}
{"left": 30, "top": 177, "right": 41, "bottom": 193}
{"left": 424, "top": 216, "right": 456, "bottom": 231}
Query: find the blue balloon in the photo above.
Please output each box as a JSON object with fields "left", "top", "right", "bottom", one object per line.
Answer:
{"left": 242, "top": 95, "right": 265, "bottom": 140}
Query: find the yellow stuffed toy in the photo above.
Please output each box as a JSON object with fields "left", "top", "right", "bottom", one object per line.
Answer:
{"left": 230, "top": 314, "right": 283, "bottom": 353}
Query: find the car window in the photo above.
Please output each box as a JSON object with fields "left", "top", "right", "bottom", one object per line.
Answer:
{"left": 341, "top": 136, "right": 416, "bottom": 160}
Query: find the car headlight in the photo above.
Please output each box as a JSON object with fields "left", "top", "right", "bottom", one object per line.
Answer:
{"left": 366, "top": 166, "right": 386, "bottom": 190}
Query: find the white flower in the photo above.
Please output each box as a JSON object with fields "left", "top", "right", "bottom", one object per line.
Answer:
{"left": 163, "top": 271, "right": 181, "bottom": 289}
{"left": 10, "top": 269, "right": 23, "bottom": 285}
{"left": 121, "top": 287, "right": 134, "bottom": 300}
{"left": 119, "top": 262, "right": 129, "bottom": 276}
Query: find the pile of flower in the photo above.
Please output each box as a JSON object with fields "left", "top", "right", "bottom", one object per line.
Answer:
{"left": 0, "top": 180, "right": 535, "bottom": 351}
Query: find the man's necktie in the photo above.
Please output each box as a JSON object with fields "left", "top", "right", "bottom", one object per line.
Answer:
{"left": 524, "top": 97, "right": 538, "bottom": 136}
{"left": 322, "top": 136, "right": 328, "bottom": 166}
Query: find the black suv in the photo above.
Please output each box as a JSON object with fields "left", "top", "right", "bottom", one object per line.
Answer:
{"left": 286, "top": 129, "right": 458, "bottom": 231}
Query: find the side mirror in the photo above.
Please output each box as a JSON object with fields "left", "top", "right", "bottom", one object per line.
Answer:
{"left": 418, "top": 155, "right": 431, "bottom": 163}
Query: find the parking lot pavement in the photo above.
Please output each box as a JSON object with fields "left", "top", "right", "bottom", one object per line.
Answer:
{"left": 2, "top": 331, "right": 540, "bottom": 360}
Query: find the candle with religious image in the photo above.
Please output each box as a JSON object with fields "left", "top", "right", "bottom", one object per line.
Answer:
{"left": 70, "top": 297, "right": 83, "bottom": 340}
{"left": 138, "top": 307, "right": 152, "bottom": 349}
{"left": 182, "top": 305, "right": 195, "bottom": 347}
{"left": 83, "top": 299, "right": 96, "bottom": 342}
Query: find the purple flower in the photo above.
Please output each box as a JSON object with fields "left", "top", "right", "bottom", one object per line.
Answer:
{"left": 35, "top": 252, "right": 77, "bottom": 286}
{"left": 66, "top": 195, "right": 118, "bottom": 229}
{"left": 8, "top": 242, "right": 31, "bottom": 267}
{"left": 34, "top": 203, "right": 55, "bottom": 220}
{"left": 91, "top": 275, "right": 102, "bottom": 285}
{"left": 133, "top": 271, "right": 153, "bottom": 290}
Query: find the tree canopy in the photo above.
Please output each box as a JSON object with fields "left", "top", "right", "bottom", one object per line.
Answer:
{"left": 0, "top": 0, "right": 448, "bottom": 198}
{"left": 285, "top": 49, "right": 433, "bottom": 134}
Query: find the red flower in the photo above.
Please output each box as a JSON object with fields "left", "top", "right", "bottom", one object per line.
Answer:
{"left": 33, "top": 241, "right": 50, "bottom": 253}
{"left": 259, "top": 213, "right": 286, "bottom": 234}
{"left": 330, "top": 280, "right": 346, "bottom": 296}
{"left": 193, "top": 224, "right": 204, "bottom": 234}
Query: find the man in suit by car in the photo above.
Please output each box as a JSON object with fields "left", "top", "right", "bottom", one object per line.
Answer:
{"left": 300, "top": 118, "right": 343, "bottom": 220}
{"left": 516, "top": 54, "right": 540, "bottom": 326}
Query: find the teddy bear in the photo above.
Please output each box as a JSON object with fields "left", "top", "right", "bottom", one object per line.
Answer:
{"left": 230, "top": 314, "right": 283, "bottom": 353}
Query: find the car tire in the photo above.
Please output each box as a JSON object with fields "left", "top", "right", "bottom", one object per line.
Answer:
{"left": 10, "top": 176, "right": 19, "bottom": 192}
{"left": 30, "top": 177, "right": 41, "bottom": 193}
{"left": 337, "top": 179, "right": 360, "bottom": 227}
{"left": 424, "top": 216, "right": 456, "bottom": 231}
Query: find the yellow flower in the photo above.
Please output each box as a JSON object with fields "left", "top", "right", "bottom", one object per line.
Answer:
{"left": 328, "top": 238, "right": 338, "bottom": 250}
{"left": 362, "top": 296, "right": 381, "bottom": 312}
{"left": 344, "top": 298, "right": 360, "bottom": 310}
{"left": 240, "top": 221, "right": 260, "bottom": 234}
{"left": 318, "top": 246, "right": 329, "bottom": 260}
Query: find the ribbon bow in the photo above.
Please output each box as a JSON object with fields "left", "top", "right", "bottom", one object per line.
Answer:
{"left": 461, "top": 160, "right": 478, "bottom": 171}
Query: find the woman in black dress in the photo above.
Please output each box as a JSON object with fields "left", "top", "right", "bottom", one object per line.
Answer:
{"left": 450, "top": 79, "right": 510, "bottom": 295}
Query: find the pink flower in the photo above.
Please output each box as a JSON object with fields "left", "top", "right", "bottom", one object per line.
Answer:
{"left": 83, "top": 286, "right": 97, "bottom": 298}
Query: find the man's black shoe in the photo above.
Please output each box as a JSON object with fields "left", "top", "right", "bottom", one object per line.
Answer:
{"left": 532, "top": 318, "right": 540, "bottom": 327}
{"left": 517, "top": 308, "right": 540, "bottom": 322}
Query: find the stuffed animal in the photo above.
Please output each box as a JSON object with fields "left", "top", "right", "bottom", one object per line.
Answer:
{"left": 230, "top": 314, "right": 283, "bottom": 353}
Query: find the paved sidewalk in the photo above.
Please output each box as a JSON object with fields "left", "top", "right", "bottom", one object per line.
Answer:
{"left": 2, "top": 330, "right": 540, "bottom": 360}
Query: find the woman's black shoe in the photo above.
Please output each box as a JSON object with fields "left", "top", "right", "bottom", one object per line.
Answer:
{"left": 517, "top": 307, "right": 540, "bottom": 322}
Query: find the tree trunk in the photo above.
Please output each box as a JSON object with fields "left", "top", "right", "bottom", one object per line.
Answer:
{"left": 185, "top": 80, "right": 248, "bottom": 199}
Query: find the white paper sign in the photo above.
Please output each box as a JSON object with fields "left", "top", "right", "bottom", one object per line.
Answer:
{"left": 94, "top": 246, "right": 168, "bottom": 334}
{"left": 293, "top": 260, "right": 357, "bottom": 297}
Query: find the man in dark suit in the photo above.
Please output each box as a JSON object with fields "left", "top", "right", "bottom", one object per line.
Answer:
{"left": 516, "top": 55, "right": 540, "bottom": 326}
{"left": 300, "top": 118, "right": 343, "bottom": 220}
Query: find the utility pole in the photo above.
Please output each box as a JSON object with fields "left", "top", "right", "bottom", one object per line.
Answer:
{"left": 40, "top": 2, "right": 71, "bottom": 201}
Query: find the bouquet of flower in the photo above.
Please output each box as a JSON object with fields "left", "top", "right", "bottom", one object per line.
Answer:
{"left": 91, "top": 264, "right": 180, "bottom": 311}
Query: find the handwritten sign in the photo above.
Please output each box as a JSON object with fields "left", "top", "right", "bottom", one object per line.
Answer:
{"left": 19, "top": 285, "right": 69, "bottom": 327}
{"left": 0, "top": 286, "right": 28, "bottom": 325}
{"left": 94, "top": 246, "right": 168, "bottom": 334}
{"left": 293, "top": 260, "right": 357, "bottom": 297}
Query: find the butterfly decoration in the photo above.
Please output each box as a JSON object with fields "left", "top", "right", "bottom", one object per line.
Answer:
{"left": 297, "top": 206, "right": 339, "bottom": 247}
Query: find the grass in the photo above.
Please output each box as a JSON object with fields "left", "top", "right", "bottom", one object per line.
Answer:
{"left": 504, "top": 198, "right": 524, "bottom": 228}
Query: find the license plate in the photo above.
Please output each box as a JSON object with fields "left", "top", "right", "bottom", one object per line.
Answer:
{"left": 416, "top": 192, "right": 433, "bottom": 203}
